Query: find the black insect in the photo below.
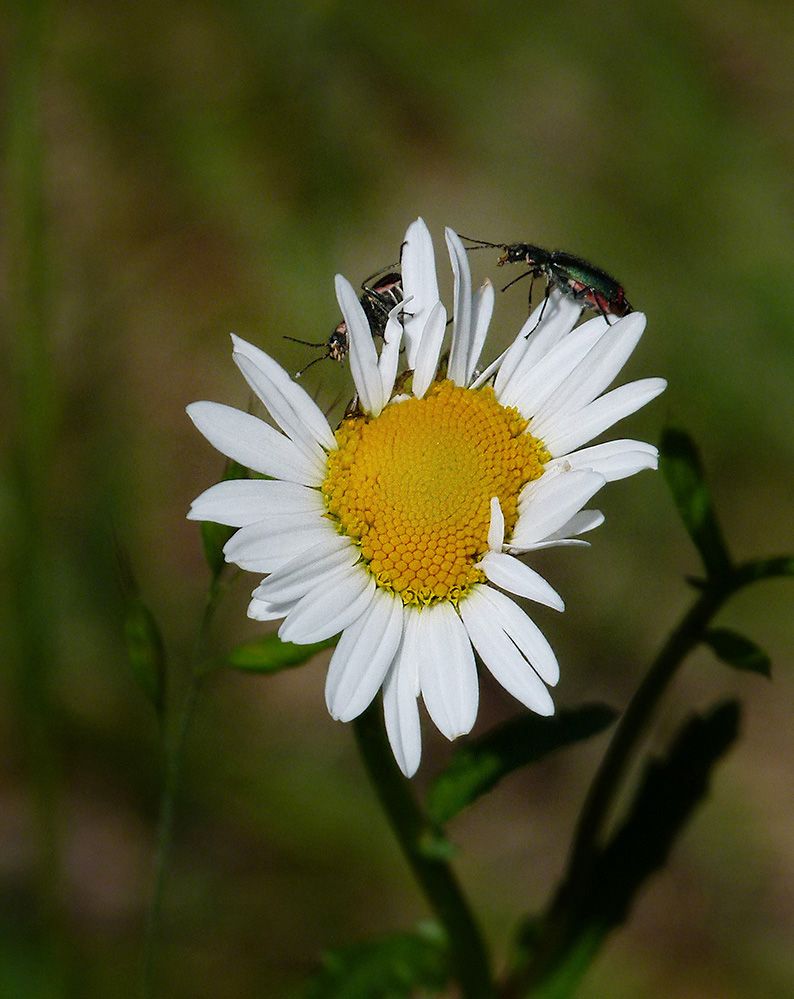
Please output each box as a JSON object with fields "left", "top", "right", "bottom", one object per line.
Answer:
{"left": 286, "top": 269, "right": 403, "bottom": 377}
{"left": 459, "top": 236, "right": 633, "bottom": 324}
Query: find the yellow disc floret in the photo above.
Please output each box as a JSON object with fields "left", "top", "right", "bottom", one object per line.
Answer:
{"left": 323, "top": 380, "right": 549, "bottom": 606}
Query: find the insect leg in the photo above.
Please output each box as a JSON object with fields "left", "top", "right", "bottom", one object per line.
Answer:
{"left": 500, "top": 268, "right": 535, "bottom": 293}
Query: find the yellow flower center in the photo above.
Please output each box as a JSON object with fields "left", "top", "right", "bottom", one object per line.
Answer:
{"left": 323, "top": 380, "right": 549, "bottom": 606}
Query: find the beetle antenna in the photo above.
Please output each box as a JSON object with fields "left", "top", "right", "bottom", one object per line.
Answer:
{"left": 284, "top": 335, "right": 327, "bottom": 348}
{"left": 456, "top": 234, "right": 502, "bottom": 250}
{"left": 361, "top": 263, "right": 400, "bottom": 287}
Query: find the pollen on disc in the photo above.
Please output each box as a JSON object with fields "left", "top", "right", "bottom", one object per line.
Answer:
{"left": 323, "top": 380, "right": 548, "bottom": 606}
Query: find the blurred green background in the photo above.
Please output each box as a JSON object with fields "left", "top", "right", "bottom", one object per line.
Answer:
{"left": 2, "top": 0, "right": 794, "bottom": 996}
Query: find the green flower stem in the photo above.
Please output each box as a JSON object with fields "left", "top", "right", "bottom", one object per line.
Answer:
{"left": 563, "top": 553, "right": 792, "bottom": 887}
{"left": 507, "top": 587, "right": 726, "bottom": 999}
{"left": 565, "top": 582, "right": 727, "bottom": 882}
{"left": 353, "top": 704, "right": 496, "bottom": 999}
{"left": 141, "top": 672, "right": 202, "bottom": 999}
{"left": 142, "top": 584, "right": 219, "bottom": 998}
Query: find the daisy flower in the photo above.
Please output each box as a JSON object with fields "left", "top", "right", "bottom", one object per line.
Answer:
{"left": 187, "top": 218, "right": 665, "bottom": 777}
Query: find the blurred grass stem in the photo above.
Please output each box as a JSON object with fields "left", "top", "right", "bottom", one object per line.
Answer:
{"left": 5, "top": 0, "right": 64, "bottom": 981}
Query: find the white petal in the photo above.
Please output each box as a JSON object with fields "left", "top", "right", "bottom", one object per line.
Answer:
{"left": 412, "top": 301, "right": 447, "bottom": 399}
{"left": 325, "top": 589, "right": 404, "bottom": 721}
{"left": 188, "top": 479, "right": 324, "bottom": 527}
{"left": 512, "top": 469, "right": 606, "bottom": 547}
{"left": 537, "top": 378, "right": 667, "bottom": 456}
{"left": 278, "top": 568, "right": 375, "bottom": 644}
{"left": 247, "top": 595, "right": 291, "bottom": 622}
{"left": 516, "top": 463, "right": 564, "bottom": 507}
{"left": 469, "top": 346, "right": 508, "bottom": 391}
{"left": 254, "top": 535, "right": 359, "bottom": 604}
{"left": 498, "top": 322, "right": 606, "bottom": 415}
{"left": 476, "top": 294, "right": 577, "bottom": 394}
{"left": 378, "top": 301, "right": 405, "bottom": 403}
{"left": 522, "top": 293, "right": 587, "bottom": 360}
{"left": 187, "top": 402, "right": 323, "bottom": 486}
{"left": 223, "top": 517, "right": 334, "bottom": 573}
{"left": 544, "top": 508, "right": 605, "bottom": 539}
{"left": 383, "top": 610, "right": 422, "bottom": 777}
{"left": 479, "top": 551, "right": 564, "bottom": 611}
{"left": 517, "top": 538, "right": 590, "bottom": 551}
{"left": 512, "top": 510, "right": 604, "bottom": 552}
{"left": 494, "top": 292, "right": 583, "bottom": 396}
{"left": 418, "top": 603, "right": 478, "bottom": 741}
{"left": 231, "top": 335, "right": 336, "bottom": 454}
{"left": 232, "top": 357, "right": 327, "bottom": 476}
{"left": 476, "top": 586, "right": 559, "bottom": 685}
{"left": 487, "top": 312, "right": 539, "bottom": 392}
{"left": 401, "top": 218, "right": 440, "bottom": 369}
{"left": 459, "top": 588, "right": 556, "bottom": 713}
{"left": 487, "top": 496, "right": 504, "bottom": 552}
{"left": 445, "top": 228, "right": 473, "bottom": 386}
{"left": 467, "top": 280, "right": 495, "bottom": 384}
{"left": 544, "top": 439, "right": 658, "bottom": 482}
{"left": 335, "top": 274, "right": 382, "bottom": 414}
{"left": 530, "top": 312, "right": 647, "bottom": 425}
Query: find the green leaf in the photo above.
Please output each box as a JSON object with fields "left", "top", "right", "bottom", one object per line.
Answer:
{"left": 704, "top": 628, "right": 772, "bottom": 678}
{"left": 123, "top": 596, "right": 166, "bottom": 717}
{"left": 659, "top": 427, "right": 732, "bottom": 580}
{"left": 222, "top": 633, "right": 337, "bottom": 673}
{"left": 735, "top": 555, "right": 794, "bottom": 586}
{"left": 426, "top": 705, "right": 617, "bottom": 825}
{"left": 303, "top": 929, "right": 449, "bottom": 999}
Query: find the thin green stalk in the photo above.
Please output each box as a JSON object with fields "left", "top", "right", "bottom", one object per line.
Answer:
{"left": 503, "top": 549, "right": 794, "bottom": 999}
{"left": 567, "top": 556, "right": 793, "bottom": 873}
{"left": 141, "top": 673, "right": 202, "bottom": 999}
{"left": 566, "top": 582, "right": 727, "bottom": 881}
{"left": 507, "top": 578, "right": 735, "bottom": 998}
{"left": 353, "top": 704, "right": 496, "bottom": 999}
{"left": 141, "top": 584, "right": 219, "bottom": 998}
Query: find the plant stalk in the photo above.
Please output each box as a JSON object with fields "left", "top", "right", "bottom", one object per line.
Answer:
{"left": 353, "top": 703, "right": 496, "bottom": 999}
{"left": 507, "top": 579, "right": 734, "bottom": 998}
